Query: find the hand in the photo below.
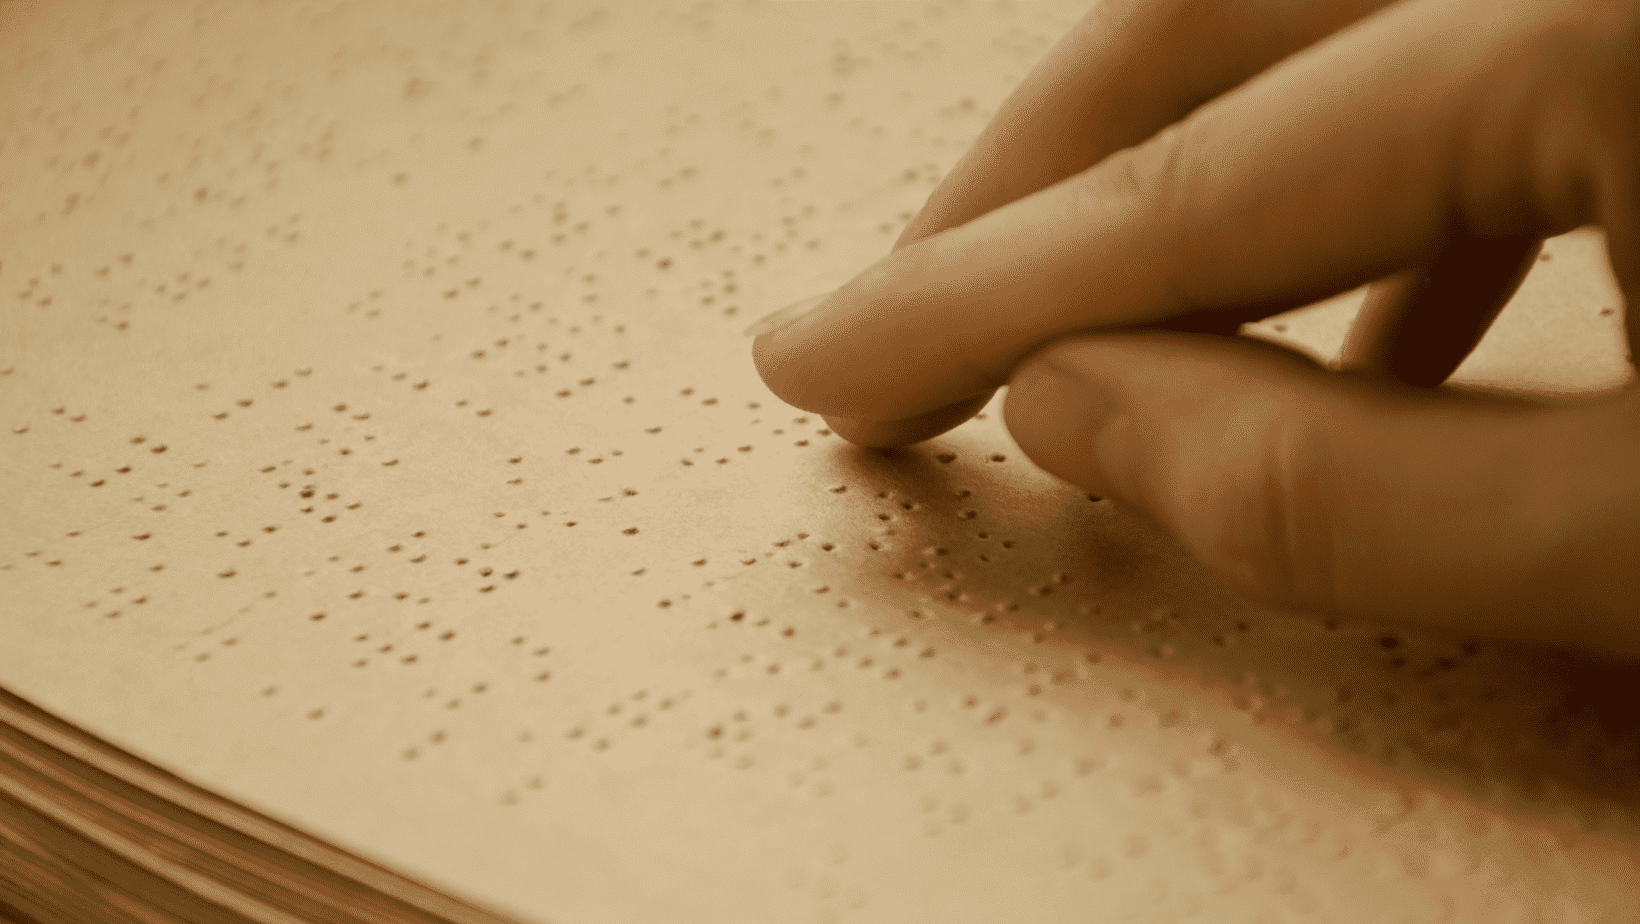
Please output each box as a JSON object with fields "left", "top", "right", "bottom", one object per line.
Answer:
{"left": 749, "top": 0, "right": 1640, "bottom": 655}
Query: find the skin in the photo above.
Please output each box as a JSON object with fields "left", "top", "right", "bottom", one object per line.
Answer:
{"left": 750, "top": 0, "right": 1640, "bottom": 656}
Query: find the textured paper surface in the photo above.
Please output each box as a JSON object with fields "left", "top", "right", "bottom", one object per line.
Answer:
{"left": 3, "top": 2, "right": 1638, "bottom": 922}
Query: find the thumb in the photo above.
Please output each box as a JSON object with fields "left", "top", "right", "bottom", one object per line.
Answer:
{"left": 1002, "top": 331, "right": 1640, "bottom": 656}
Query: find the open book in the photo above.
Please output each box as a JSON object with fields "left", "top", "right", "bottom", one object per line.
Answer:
{"left": 4, "top": 2, "right": 1637, "bottom": 922}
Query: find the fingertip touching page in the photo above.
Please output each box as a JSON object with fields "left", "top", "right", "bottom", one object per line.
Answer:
{"left": 1, "top": 2, "right": 1635, "bottom": 923}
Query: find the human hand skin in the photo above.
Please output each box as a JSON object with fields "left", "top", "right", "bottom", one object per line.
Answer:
{"left": 749, "top": 0, "right": 1640, "bottom": 656}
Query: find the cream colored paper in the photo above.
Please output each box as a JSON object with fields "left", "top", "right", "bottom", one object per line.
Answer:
{"left": 3, "top": 2, "right": 1637, "bottom": 922}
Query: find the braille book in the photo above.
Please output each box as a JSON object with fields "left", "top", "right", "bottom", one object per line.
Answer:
{"left": 3, "top": 2, "right": 1637, "bottom": 923}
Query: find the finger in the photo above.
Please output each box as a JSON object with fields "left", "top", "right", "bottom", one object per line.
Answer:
{"left": 819, "top": 303, "right": 1274, "bottom": 447}
{"left": 1338, "top": 231, "right": 1543, "bottom": 387}
{"left": 1003, "top": 330, "right": 1640, "bottom": 655}
{"left": 822, "top": 394, "right": 992, "bottom": 450}
{"left": 799, "top": 0, "right": 1400, "bottom": 447}
{"left": 753, "top": 0, "right": 1620, "bottom": 425}
{"left": 891, "top": 0, "right": 1400, "bottom": 252}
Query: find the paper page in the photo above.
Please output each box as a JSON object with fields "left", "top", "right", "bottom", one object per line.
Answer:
{"left": 3, "top": 2, "right": 1637, "bottom": 922}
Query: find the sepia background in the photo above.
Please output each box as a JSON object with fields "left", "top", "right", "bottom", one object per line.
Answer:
{"left": 3, "top": 1, "right": 1637, "bottom": 922}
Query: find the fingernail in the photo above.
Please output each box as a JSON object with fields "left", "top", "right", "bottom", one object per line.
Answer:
{"left": 743, "top": 290, "right": 832, "bottom": 338}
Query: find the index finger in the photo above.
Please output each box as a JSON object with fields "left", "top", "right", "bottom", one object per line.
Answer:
{"left": 751, "top": 0, "right": 1634, "bottom": 423}
{"left": 821, "top": 0, "right": 1398, "bottom": 447}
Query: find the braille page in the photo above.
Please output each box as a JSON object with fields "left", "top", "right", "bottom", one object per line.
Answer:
{"left": 3, "top": 2, "right": 1638, "bottom": 923}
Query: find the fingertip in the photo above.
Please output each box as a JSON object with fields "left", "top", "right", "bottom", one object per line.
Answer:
{"left": 823, "top": 393, "right": 996, "bottom": 448}
{"left": 822, "top": 415, "right": 915, "bottom": 448}
{"left": 1002, "top": 343, "right": 1134, "bottom": 505}
{"left": 750, "top": 325, "right": 818, "bottom": 415}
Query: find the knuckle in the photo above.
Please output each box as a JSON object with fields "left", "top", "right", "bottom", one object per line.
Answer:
{"left": 1065, "top": 118, "right": 1197, "bottom": 308}
{"left": 1199, "top": 402, "right": 1343, "bottom": 612}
